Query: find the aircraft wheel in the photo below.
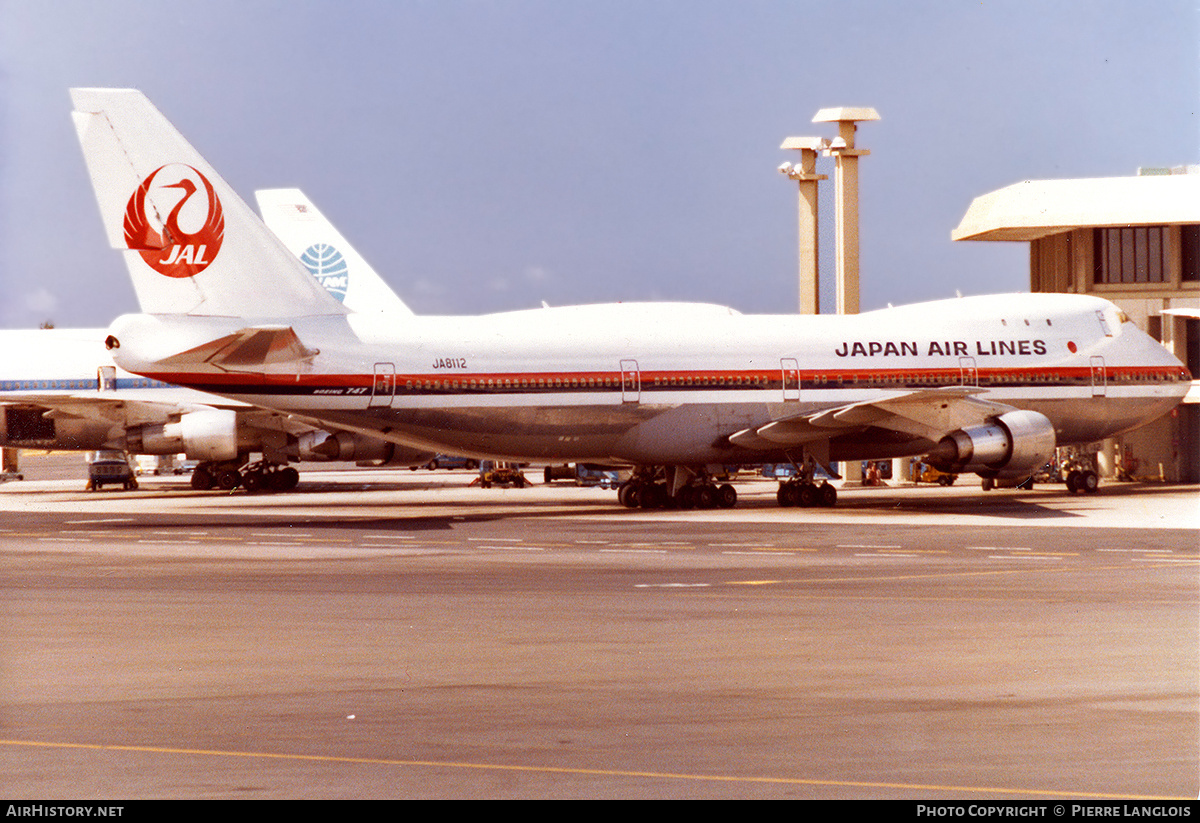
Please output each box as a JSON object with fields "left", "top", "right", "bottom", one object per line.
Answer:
{"left": 1065, "top": 470, "right": 1080, "bottom": 493}
{"left": 191, "top": 467, "right": 213, "bottom": 491}
{"left": 673, "top": 485, "right": 697, "bottom": 509}
{"left": 640, "top": 483, "right": 667, "bottom": 509}
{"left": 819, "top": 483, "right": 837, "bottom": 508}
{"left": 1080, "top": 470, "right": 1099, "bottom": 494}
{"left": 716, "top": 484, "right": 737, "bottom": 509}
{"left": 797, "top": 483, "right": 817, "bottom": 508}
{"left": 617, "top": 482, "right": 639, "bottom": 508}
{"left": 696, "top": 485, "right": 717, "bottom": 509}
{"left": 777, "top": 483, "right": 794, "bottom": 507}
{"left": 981, "top": 477, "right": 995, "bottom": 491}
{"left": 216, "top": 468, "right": 241, "bottom": 491}
{"left": 279, "top": 467, "right": 300, "bottom": 490}
{"left": 241, "top": 470, "right": 264, "bottom": 493}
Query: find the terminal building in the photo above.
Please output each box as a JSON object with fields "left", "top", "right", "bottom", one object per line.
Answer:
{"left": 952, "top": 167, "right": 1200, "bottom": 482}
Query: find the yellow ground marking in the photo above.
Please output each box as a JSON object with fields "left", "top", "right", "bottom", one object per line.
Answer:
{"left": 1, "top": 738, "right": 1187, "bottom": 800}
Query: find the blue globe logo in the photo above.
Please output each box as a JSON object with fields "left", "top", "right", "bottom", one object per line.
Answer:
{"left": 300, "top": 243, "right": 348, "bottom": 302}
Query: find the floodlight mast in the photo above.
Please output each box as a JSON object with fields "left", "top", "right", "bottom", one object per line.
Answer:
{"left": 779, "top": 136, "right": 828, "bottom": 314}
{"left": 784, "top": 107, "right": 877, "bottom": 486}
{"left": 812, "top": 107, "right": 880, "bottom": 317}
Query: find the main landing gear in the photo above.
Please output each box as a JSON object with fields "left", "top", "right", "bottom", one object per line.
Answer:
{"left": 617, "top": 469, "right": 737, "bottom": 510}
{"left": 1065, "top": 469, "right": 1100, "bottom": 494}
{"left": 190, "top": 459, "right": 300, "bottom": 493}
{"left": 776, "top": 479, "right": 837, "bottom": 508}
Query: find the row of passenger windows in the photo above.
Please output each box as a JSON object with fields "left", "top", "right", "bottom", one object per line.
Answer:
{"left": 396, "top": 369, "right": 1189, "bottom": 392}
{"left": 404, "top": 376, "right": 624, "bottom": 392}
{"left": 0, "top": 379, "right": 164, "bottom": 391}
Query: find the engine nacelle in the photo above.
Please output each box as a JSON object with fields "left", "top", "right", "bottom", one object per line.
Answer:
{"left": 925, "top": 410, "right": 1056, "bottom": 480}
{"left": 126, "top": 409, "right": 239, "bottom": 461}
{"left": 296, "top": 430, "right": 425, "bottom": 465}
{"left": 298, "top": 430, "right": 387, "bottom": 462}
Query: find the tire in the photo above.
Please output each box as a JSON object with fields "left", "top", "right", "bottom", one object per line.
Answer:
{"left": 777, "top": 484, "right": 794, "bottom": 507}
{"left": 640, "top": 484, "right": 666, "bottom": 509}
{"left": 191, "top": 468, "right": 213, "bottom": 491}
{"left": 216, "top": 469, "right": 241, "bottom": 491}
{"left": 1066, "top": 470, "right": 1080, "bottom": 493}
{"left": 1081, "top": 470, "right": 1099, "bottom": 494}
{"left": 797, "top": 484, "right": 816, "bottom": 507}
{"left": 717, "top": 484, "right": 737, "bottom": 509}
{"left": 819, "top": 483, "right": 837, "bottom": 508}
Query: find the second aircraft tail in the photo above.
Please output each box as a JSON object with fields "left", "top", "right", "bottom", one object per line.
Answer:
{"left": 256, "top": 188, "right": 415, "bottom": 316}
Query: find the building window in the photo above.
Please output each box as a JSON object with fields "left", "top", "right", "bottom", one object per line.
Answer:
{"left": 1093, "top": 226, "right": 1167, "bottom": 285}
{"left": 1181, "top": 225, "right": 1199, "bottom": 282}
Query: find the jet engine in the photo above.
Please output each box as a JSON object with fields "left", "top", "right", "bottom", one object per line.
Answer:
{"left": 125, "top": 409, "right": 239, "bottom": 461}
{"left": 924, "top": 410, "right": 1056, "bottom": 480}
{"left": 297, "top": 431, "right": 432, "bottom": 467}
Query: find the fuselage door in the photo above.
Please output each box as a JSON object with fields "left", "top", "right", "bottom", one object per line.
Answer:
{"left": 1090, "top": 356, "right": 1106, "bottom": 397}
{"left": 97, "top": 365, "right": 116, "bottom": 392}
{"left": 958, "top": 357, "right": 978, "bottom": 387}
{"left": 781, "top": 358, "right": 801, "bottom": 401}
{"left": 620, "top": 359, "right": 640, "bottom": 403}
{"left": 370, "top": 362, "right": 396, "bottom": 407}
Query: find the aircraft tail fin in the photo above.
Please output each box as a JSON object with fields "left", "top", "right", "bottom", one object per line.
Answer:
{"left": 70, "top": 88, "right": 346, "bottom": 319}
{"left": 255, "top": 189, "right": 415, "bottom": 316}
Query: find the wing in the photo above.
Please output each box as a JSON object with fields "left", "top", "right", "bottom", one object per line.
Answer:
{"left": 0, "top": 391, "right": 340, "bottom": 455}
{"left": 729, "top": 387, "right": 1018, "bottom": 449}
{"left": 0, "top": 391, "right": 218, "bottom": 427}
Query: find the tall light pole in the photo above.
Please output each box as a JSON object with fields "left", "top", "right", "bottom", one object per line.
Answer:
{"left": 812, "top": 107, "right": 879, "bottom": 316}
{"left": 778, "top": 137, "right": 828, "bottom": 314}
{"left": 811, "top": 107, "right": 879, "bottom": 485}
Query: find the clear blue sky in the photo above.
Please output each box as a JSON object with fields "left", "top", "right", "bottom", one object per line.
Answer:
{"left": 1, "top": 0, "right": 1196, "bottom": 327}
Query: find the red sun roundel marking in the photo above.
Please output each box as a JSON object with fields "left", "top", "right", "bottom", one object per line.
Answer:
{"left": 123, "top": 164, "right": 225, "bottom": 278}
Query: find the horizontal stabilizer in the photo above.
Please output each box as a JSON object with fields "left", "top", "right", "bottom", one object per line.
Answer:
{"left": 155, "top": 326, "right": 319, "bottom": 373}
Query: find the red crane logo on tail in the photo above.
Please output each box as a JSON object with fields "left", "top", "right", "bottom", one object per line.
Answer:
{"left": 124, "top": 164, "right": 225, "bottom": 278}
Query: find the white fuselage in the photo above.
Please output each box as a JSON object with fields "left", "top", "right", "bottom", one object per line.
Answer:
{"left": 108, "top": 293, "right": 1190, "bottom": 467}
